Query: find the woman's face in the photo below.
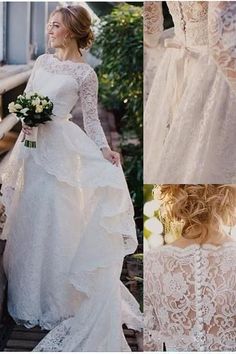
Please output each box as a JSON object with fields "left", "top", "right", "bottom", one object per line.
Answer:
{"left": 47, "top": 12, "right": 70, "bottom": 48}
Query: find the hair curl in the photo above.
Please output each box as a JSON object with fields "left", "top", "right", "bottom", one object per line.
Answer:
{"left": 153, "top": 184, "right": 236, "bottom": 240}
{"left": 50, "top": 5, "right": 94, "bottom": 51}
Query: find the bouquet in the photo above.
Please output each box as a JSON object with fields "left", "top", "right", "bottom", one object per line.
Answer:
{"left": 8, "top": 92, "right": 53, "bottom": 148}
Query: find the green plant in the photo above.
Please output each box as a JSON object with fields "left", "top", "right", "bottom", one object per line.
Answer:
{"left": 92, "top": 3, "right": 143, "bottom": 209}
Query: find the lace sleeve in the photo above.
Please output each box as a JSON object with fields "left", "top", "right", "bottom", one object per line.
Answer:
{"left": 24, "top": 55, "right": 43, "bottom": 93}
{"left": 79, "top": 69, "right": 109, "bottom": 149}
{"left": 144, "top": 1, "right": 164, "bottom": 48}
{"left": 144, "top": 251, "right": 162, "bottom": 351}
{"left": 208, "top": 1, "right": 236, "bottom": 95}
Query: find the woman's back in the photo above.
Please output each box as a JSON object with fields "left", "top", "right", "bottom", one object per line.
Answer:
{"left": 144, "top": 240, "right": 236, "bottom": 351}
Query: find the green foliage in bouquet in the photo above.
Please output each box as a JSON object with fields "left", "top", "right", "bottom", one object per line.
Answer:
{"left": 91, "top": 3, "right": 143, "bottom": 209}
{"left": 8, "top": 92, "right": 53, "bottom": 127}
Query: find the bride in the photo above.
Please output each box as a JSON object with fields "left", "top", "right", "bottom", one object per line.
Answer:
{"left": 144, "top": 1, "right": 236, "bottom": 183}
{"left": 144, "top": 184, "right": 236, "bottom": 352}
{"left": 0, "top": 5, "right": 142, "bottom": 351}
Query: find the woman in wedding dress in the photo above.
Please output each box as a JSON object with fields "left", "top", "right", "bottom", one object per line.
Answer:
{"left": 144, "top": 1, "right": 236, "bottom": 183}
{"left": 0, "top": 5, "right": 142, "bottom": 351}
{"left": 144, "top": 184, "right": 236, "bottom": 351}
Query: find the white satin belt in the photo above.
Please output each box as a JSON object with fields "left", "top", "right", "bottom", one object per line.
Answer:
{"left": 164, "top": 37, "right": 209, "bottom": 130}
{"left": 52, "top": 113, "right": 72, "bottom": 122}
{"left": 164, "top": 37, "right": 209, "bottom": 59}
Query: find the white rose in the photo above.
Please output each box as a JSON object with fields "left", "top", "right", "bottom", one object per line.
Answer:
{"left": 42, "top": 100, "right": 48, "bottom": 106}
{"left": 32, "top": 97, "right": 41, "bottom": 106}
{"left": 8, "top": 102, "right": 17, "bottom": 113}
{"left": 33, "top": 97, "right": 41, "bottom": 106}
{"left": 35, "top": 105, "right": 43, "bottom": 113}
{"left": 20, "top": 108, "right": 29, "bottom": 116}
{"left": 14, "top": 103, "right": 23, "bottom": 110}
{"left": 36, "top": 97, "right": 41, "bottom": 105}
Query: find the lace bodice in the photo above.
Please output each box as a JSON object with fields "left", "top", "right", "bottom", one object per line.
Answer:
{"left": 144, "top": 1, "right": 208, "bottom": 47}
{"left": 24, "top": 54, "right": 109, "bottom": 149}
{"left": 144, "top": 1, "right": 236, "bottom": 94}
{"left": 144, "top": 242, "right": 236, "bottom": 351}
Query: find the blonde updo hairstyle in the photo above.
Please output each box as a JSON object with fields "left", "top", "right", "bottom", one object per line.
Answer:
{"left": 153, "top": 184, "right": 236, "bottom": 240}
{"left": 50, "top": 5, "right": 94, "bottom": 52}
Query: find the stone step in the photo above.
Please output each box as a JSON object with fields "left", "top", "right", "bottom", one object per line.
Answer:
{"left": 11, "top": 326, "right": 48, "bottom": 334}
{"left": 4, "top": 339, "right": 38, "bottom": 350}
{"left": 8, "top": 330, "right": 46, "bottom": 341}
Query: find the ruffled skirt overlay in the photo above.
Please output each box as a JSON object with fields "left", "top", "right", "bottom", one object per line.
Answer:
{"left": 144, "top": 39, "right": 236, "bottom": 183}
{"left": 1, "top": 118, "right": 141, "bottom": 351}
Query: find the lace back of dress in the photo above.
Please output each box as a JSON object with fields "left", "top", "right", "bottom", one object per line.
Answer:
{"left": 144, "top": 243, "right": 236, "bottom": 351}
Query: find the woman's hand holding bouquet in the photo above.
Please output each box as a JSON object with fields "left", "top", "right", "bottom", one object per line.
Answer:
{"left": 8, "top": 92, "right": 53, "bottom": 148}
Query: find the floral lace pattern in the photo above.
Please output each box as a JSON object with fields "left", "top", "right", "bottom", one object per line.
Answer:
{"left": 209, "top": 2, "right": 236, "bottom": 95}
{"left": 168, "top": 1, "right": 208, "bottom": 25}
{"left": 144, "top": 2, "right": 164, "bottom": 47}
{"left": 144, "top": 242, "right": 236, "bottom": 351}
{"left": 33, "top": 266, "right": 142, "bottom": 352}
{"left": 144, "top": 1, "right": 236, "bottom": 183}
{"left": 144, "top": 1, "right": 209, "bottom": 47}
{"left": 26, "top": 54, "right": 109, "bottom": 148}
{"left": 144, "top": 2, "right": 163, "bottom": 35}
{"left": 1, "top": 52, "right": 142, "bottom": 350}
{"left": 144, "top": 1, "right": 236, "bottom": 85}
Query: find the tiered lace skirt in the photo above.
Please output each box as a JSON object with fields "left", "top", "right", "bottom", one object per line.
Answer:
{"left": 1, "top": 119, "right": 142, "bottom": 351}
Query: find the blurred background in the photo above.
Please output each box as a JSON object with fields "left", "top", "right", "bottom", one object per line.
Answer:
{"left": 0, "top": 2, "right": 143, "bottom": 351}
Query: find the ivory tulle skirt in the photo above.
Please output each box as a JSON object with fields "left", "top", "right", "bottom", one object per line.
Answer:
{"left": 144, "top": 37, "right": 236, "bottom": 183}
{"left": 0, "top": 118, "right": 142, "bottom": 351}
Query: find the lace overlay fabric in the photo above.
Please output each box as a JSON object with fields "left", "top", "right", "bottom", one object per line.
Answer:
{"left": 144, "top": 242, "right": 236, "bottom": 351}
{"left": 144, "top": 1, "right": 209, "bottom": 47}
{"left": 0, "top": 53, "right": 142, "bottom": 350}
{"left": 26, "top": 54, "right": 109, "bottom": 148}
{"left": 168, "top": 1, "right": 208, "bottom": 24}
{"left": 144, "top": 2, "right": 164, "bottom": 47}
{"left": 144, "top": 1, "right": 236, "bottom": 84}
{"left": 144, "top": 1, "right": 236, "bottom": 183}
{"left": 208, "top": 2, "right": 236, "bottom": 95}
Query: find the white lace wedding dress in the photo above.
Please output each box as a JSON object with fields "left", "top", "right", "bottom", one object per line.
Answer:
{"left": 144, "top": 1, "right": 236, "bottom": 183}
{"left": 0, "top": 53, "right": 142, "bottom": 351}
{"left": 144, "top": 241, "right": 236, "bottom": 351}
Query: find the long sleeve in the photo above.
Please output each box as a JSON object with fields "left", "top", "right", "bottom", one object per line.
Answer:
{"left": 24, "top": 55, "right": 42, "bottom": 94}
{"left": 79, "top": 70, "right": 109, "bottom": 149}
{"left": 208, "top": 1, "right": 236, "bottom": 96}
{"left": 144, "top": 251, "right": 162, "bottom": 351}
{"left": 144, "top": 1, "right": 164, "bottom": 48}
{"left": 144, "top": 295, "right": 162, "bottom": 351}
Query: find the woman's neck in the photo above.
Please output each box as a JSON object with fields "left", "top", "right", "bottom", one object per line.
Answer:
{"left": 170, "top": 223, "right": 233, "bottom": 248}
{"left": 55, "top": 44, "right": 84, "bottom": 63}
